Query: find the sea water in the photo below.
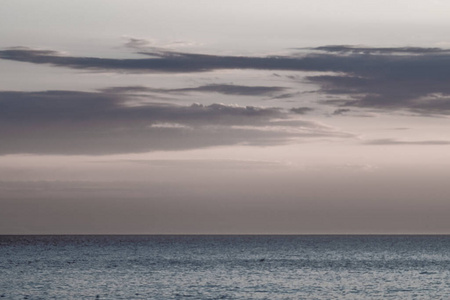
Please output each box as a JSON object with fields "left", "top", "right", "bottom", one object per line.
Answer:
{"left": 1, "top": 235, "right": 450, "bottom": 299}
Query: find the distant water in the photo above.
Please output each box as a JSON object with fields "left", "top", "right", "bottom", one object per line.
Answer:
{"left": 1, "top": 235, "right": 450, "bottom": 299}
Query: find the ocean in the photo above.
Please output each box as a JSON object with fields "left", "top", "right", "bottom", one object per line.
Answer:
{"left": 1, "top": 235, "right": 449, "bottom": 299}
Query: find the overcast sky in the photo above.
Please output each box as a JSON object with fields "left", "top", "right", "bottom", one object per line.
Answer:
{"left": 2, "top": 0, "right": 450, "bottom": 234}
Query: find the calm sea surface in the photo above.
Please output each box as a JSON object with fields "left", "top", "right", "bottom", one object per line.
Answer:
{"left": 1, "top": 235, "right": 450, "bottom": 299}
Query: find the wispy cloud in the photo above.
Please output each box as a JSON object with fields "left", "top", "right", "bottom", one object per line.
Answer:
{"left": 332, "top": 108, "right": 351, "bottom": 116}
{"left": 0, "top": 47, "right": 308, "bottom": 73}
{"left": 290, "top": 107, "right": 314, "bottom": 114}
{"left": 309, "top": 45, "right": 450, "bottom": 55}
{"left": 101, "top": 84, "right": 287, "bottom": 97}
{"left": 111, "top": 158, "right": 291, "bottom": 170}
{"left": 0, "top": 46, "right": 334, "bottom": 73}
{"left": 365, "top": 138, "right": 450, "bottom": 146}
{"left": 123, "top": 37, "right": 200, "bottom": 50}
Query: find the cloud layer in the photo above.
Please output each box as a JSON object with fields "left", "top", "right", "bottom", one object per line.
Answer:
{"left": 0, "top": 90, "right": 345, "bottom": 155}
{"left": 3, "top": 45, "right": 450, "bottom": 115}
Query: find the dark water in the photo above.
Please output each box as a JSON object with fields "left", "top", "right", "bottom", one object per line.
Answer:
{"left": 1, "top": 235, "right": 450, "bottom": 299}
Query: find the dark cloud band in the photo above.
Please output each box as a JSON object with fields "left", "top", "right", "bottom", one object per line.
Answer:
{"left": 3, "top": 45, "right": 450, "bottom": 114}
{"left": 0, "top": 90, "right": 345, "bottom": 155}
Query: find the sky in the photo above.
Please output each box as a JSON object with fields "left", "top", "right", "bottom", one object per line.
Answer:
{"left": 2, "top": 0, "right": 450, "bottom": 234}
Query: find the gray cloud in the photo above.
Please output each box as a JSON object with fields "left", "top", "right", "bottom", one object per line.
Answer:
{"left": 101, "top": 84, "right": 287, "bottom": 97}
{"left": 174, "top": 84, "right": 286, "bottom": 96}
{"left": 100, "top": 86, "right": 156, "bottom": 94}
{"left": 124, "top": 38, "right": 151, "bottom": 49}
{"left": 290, "top": 107, "right": 314, "bottom": 114}
{"left": 302, "top": 47, "right": 450, "bottom": 115}
{"left": 4, "top": 46, "right": 433, "bottom": 74}
{"left": 0, "top": 90, "right": 345, "bottom": 155}
{"left": 110, "top": 159, "right": 290, "bottom": 170}
{"left": 332, "top": 108, "right": 351, "bottom": 115}
{"left": 0, "top": 90, "right": 282, "bottom": 124}
{"left": 0, "top": 47, "right": 314, "bottom": 73}
{"left": 309, "top": 45, "right": 450, "bottom": 54}
{"left": 4, "top": 45, "right": 450, "bottom": 114}
{"left": 365, "top": 139, "right": 450, "bottom": 146}
{"left": 271, "top": 92, "right": 304, "bottom": 100}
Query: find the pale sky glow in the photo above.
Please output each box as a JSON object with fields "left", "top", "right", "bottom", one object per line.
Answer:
{"left": 1, "top": 0, "right": 450, "bottom": 234}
